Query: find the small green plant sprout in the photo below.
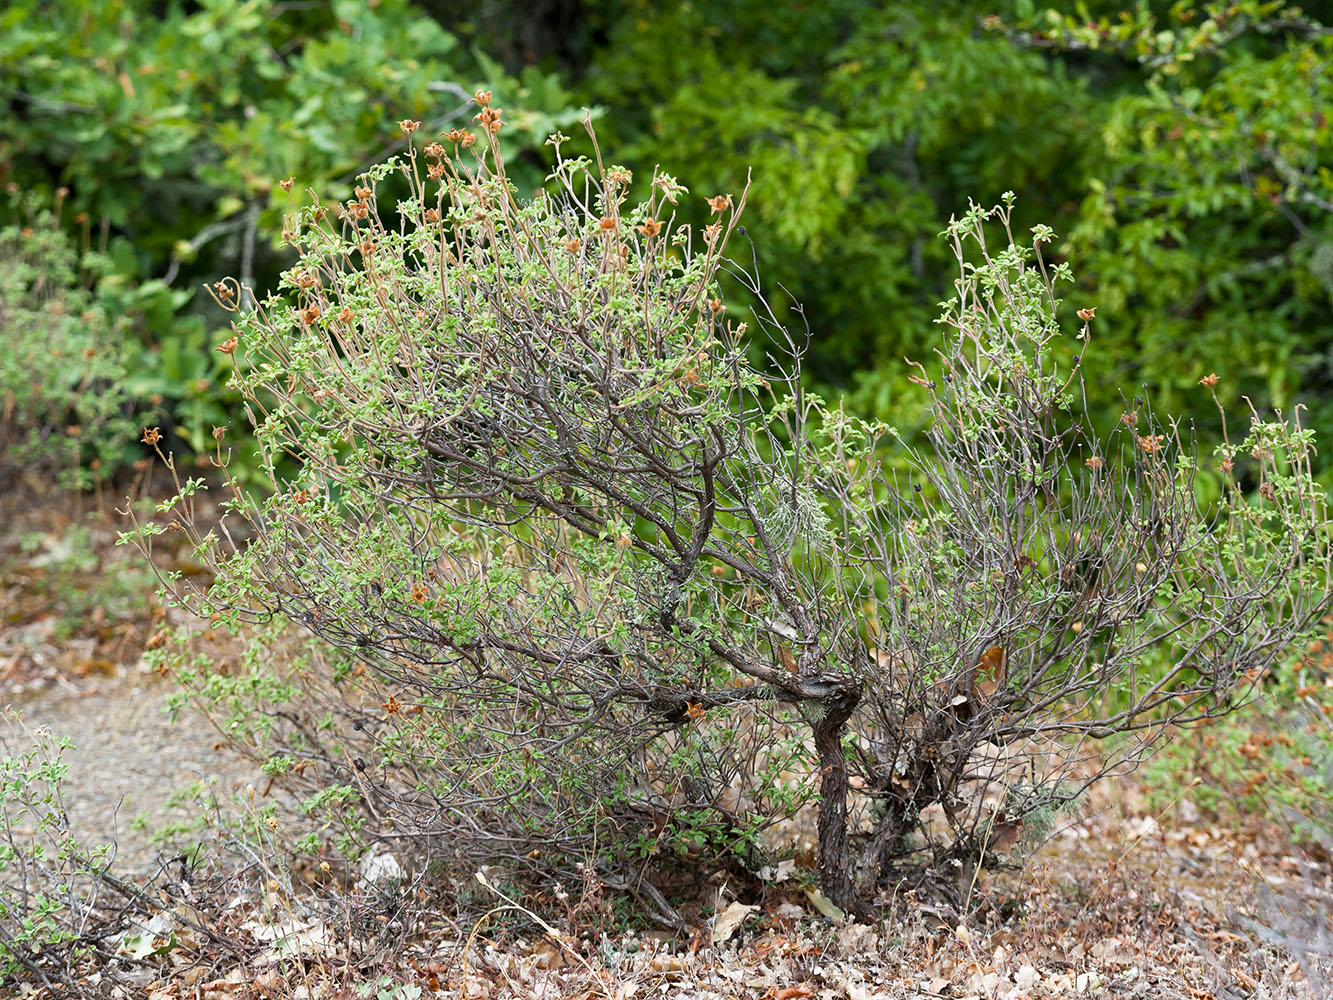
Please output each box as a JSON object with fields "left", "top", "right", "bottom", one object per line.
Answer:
{"left": 0, "top": 712, "right": 122, "bottom": 986}
{"left": 125, "top": 112, "right": 1333, "bottom": 922}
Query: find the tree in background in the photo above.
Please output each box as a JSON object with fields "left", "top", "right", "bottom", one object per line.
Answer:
{"left": 576, "top": 1, "right": 1095, "bottom": 417}
{"left": 1010, "top": 1, "right": 1333, "bottom": 473}
{"left": 512, "top": 0, "right": 1331, "bottom": 470}
{"left": 7, "top": 0, "right": 1329, "bottom": 480}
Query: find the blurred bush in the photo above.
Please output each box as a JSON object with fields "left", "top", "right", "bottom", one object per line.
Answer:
{"left": 0, "top": 0, "right": 583, "bottom": 478}
{"left": 0, "top": 190, "right": 134, "bottom": 490}
{"left": 1149, "top": 619, "right": 1333, "bottom": 857}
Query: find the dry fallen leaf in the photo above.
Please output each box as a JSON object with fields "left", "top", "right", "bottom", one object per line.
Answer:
{"left": 650, "top": 953, "right": 686, "bottom": 974}
{"left": 240, "top": 917, "right": 336, "bottom": 964}
{"left": 972, "top": 644, "right": 1006, "bottom": 700}
{"left": 845, "top": 983, "right": 891, "bottom": 1000}
{"left": 803, "top": 887, "right": 846, "bottom": 921}
{"left": 711, "top": 900, "right": 759, "bottom": 945}
{"left": 756, "top": 858, "right": 799, "bottom": 883}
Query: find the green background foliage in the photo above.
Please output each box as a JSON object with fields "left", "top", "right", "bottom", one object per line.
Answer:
{"left": 570, "top": 0, "right": 1333, "bottom": 458}
{"left": 0, "top": 192, "right": 134, "bottom": 488}
{"left": 0, "top": 0, "right": 582, "bottom": 467}
{"left": 4, "top": 0, "right": 1329, "bottom": 480}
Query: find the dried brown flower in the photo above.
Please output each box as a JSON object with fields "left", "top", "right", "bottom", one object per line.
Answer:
{"left": 474, "top": 106, "right": 503, "bottom": 133}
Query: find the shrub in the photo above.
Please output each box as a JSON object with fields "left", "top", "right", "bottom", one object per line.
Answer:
{"left": 0, "top": 191, "right": 132, "bottom": 490}
{"left": 128, "top": 112, "right": 1333, "bottom": 923}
